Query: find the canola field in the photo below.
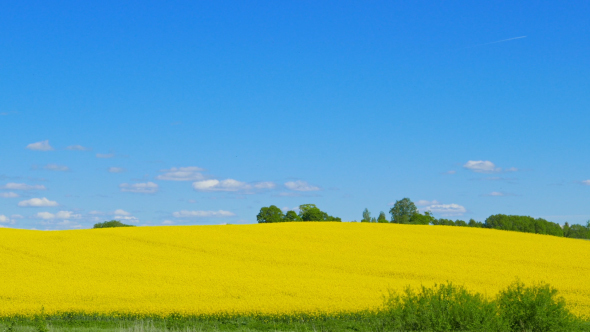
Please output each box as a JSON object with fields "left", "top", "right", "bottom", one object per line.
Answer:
{"left": 0, "top": 223, "right": 589, "bottom": 318}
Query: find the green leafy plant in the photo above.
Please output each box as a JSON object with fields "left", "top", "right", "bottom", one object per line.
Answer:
{"left": 497, "top": 281, "right": 577, "bottom": 332}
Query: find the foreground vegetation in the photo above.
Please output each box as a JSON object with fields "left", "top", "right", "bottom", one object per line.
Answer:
{"left": 1, "top": 282, "right": 589, "bottom": 331}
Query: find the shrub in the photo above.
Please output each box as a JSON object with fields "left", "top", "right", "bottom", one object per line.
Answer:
{"left": 496, "top": 281, "right": 577, "bottom": 332}
{"left": 93, "top": 220, "right": 135, "bottom": 228}
{"left": 383, "top": 282, "right": 502, "bottom": 331}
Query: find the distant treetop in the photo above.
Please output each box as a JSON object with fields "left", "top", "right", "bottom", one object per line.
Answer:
{"left": 93, "top": 220, "right": 136, "bottom": 228}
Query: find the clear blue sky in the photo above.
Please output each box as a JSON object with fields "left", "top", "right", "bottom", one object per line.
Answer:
{"left": 1, "top": 1, "right": 589, "bottom": 229}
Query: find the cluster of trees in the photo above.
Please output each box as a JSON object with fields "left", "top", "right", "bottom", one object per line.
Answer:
{"left": 93, "top": 220, "right": 135, "bottom": 228}
{"left": 362, "top": 197, "right": 590, "bottom": 239}
{"left": 257, "top": 204, "right": 341, "bottom": 223}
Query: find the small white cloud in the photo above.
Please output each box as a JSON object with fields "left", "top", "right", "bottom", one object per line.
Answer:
{"left": 88, "top": 210, "right": 103, "bottom": 215}
{"left": 114, "top": 209, "right": 131, "bottom": 216}
{"left": 415, "top": 200, "right": 440, "bottom": 206}
{"left": 119, "top": 182, "right": 158, "bottom": 194}
{"left": 36, "top": 211, "right": 80, "bottom": 220}
{"left": 192, "top": 179, "right": 249, "bottom": 192}
{"left": 424, "top": 203, "right": 467, "bottom": 216}
{"left": 463, "top": 160, "right": 500, "bottom": 173}
{"left": 156, "top": 167, "right": 205, "bottom": 181}
{"left": 284, "top": 180, "right": 320, "bottom": 192}
{"left": 0, "top": 192, "right": 19, "bottom": 198}
{"left": 505, "top": 167, "right": 519, "bottom": 172}
{"left": 112, "top": 210, "right": 139, "bottom": 223}
{"left": 96, "top": 153, "right": 115, "bottom": 158}
{"left": 172, "top": 210, "right": 236, "bottom": 218}
{"left": 582, "top": 180, "right": 590, "bottom": 186}
{"left": 444, "top": 170, "right": 456, "bottom": 174}
{"left": 18, "top": 197, "right": 59, "bottom": 207}
{"left": 66, "top": 145, "right": 91, "bottom": 151}
{"left": 108, "top": 167, "right": 126, "bottom": 173}
{"left": 0, "top": 215, "right": 12, "bottom": 224}
{"left": 253, "top": 181, "right": 276, "bottom": 189}
{"left": 11, "top": 214, "right": 24, "bottom": 219}
{"left": 26, "top": 140, "right": 54, "bottom": 151}
{"left": 488, "top": 191, "right": 506, "bottom": 196}
{"left": 44, "top": 164, "right": 70, "bottom": 172}
{"left": 162, "top": 220, "right": 174, "bottom": 225}
{"left": 0, "top": 183, "right": 46, "bottom": 191}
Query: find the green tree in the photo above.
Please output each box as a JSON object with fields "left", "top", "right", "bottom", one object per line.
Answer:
{"left": 377, "top": 211, "right": 387, "bottom": 223}
{"left": 301, "top": 207, "right": 325, "bottom": 221}
{"left": 256, "top": 205, "right": 284, "bottom": 223}
{"left": 389, "top": 198, "right": 418, "bottom": 223}
{"left": 468, "top": 219, "right": 483, "bottom": 227}
{"left": 93, "top": 220, "right": 135, "bottom": 228}
{"left": 298, "top": 204, "right": 341, "bottom": 222}
{"left": 361, "top": 208, "right": 371, "bottom": 223}
{"left": 410, "top": 211, "right": 435, "bottom": 225}
{"left": 283, "top": 210, "right": 300, "bottom": 221}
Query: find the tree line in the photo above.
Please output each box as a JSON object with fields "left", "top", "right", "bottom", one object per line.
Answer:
{"left": 361, "top": 197, "right": 590, "bottom": 239}
{"left": 257, "top": 204, "right": 341, "bottom": 223}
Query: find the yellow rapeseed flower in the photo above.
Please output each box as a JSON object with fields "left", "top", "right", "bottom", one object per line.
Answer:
{"left": 0, "top": 223, "right": 588, "bottom": 318}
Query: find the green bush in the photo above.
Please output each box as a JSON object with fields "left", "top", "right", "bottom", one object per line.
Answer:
{"left": 382, "top": 281, "right": 584, "bottom": 331}
{"left": 383, "top": 283, "right": 502, "bottom": 331}
{"left": 93, "top": 220, "right": 135, "bottom": 228}
{"left": 497, "top": 281, "right": 577, "bottom": 332}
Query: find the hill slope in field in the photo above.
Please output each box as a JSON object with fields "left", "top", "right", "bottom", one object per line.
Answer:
{"left": 0, "top": 223, "right": 589, "bottom": 317}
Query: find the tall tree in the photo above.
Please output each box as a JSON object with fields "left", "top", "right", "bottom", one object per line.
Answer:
{"left": 256, "top": 205, "right": 284, "bottom": 223}
{"left": 283, "top": 210, "right": 300, "bottom": 221}
{"left": 389, "top": 198, "right": 418, "bottom": 223}
{"left": 377, "top": 211, "right": 387, "bottom": 223}
{"left": 298, "top": 204, "right": 318, "bottom": 219}
{"left": 362, "top": 208, "right": 371, "bottom": 223}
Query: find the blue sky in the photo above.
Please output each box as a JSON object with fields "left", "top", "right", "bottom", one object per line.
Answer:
{"left": 1, "top": 1, "right": 589, "bottom": 229}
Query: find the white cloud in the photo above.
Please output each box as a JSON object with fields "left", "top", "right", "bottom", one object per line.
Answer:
{"left": 88, "top": 210, "right": 103, "bottom": 215}
{"left": 44, "top": 164, "right": 70, "bottom": 172}
{"left": 254, "top": 182, "right": 276, "bottom": 189}
{"left": 488, "top": 191, "right": 506, "bottom": 196}
{"left": 0, "top": 192, "right": 19, "bottom": 198}
{"left": 424, "top": 203, "right": 467, "bottom": 216}
{"left": 192, "top": 179, "right": 247, "bottom": 192}
{"left": 1, "top": 183, "right": 46, "bottom": 191}
{"left": 191, "top": 178, "right": 276, "bottom": 193}
{"left": 463, "top": 160, "right": 518, "bottom": 173}
{"left": 26, "top": 140, "right": 54, "bottom": 151}
{"left": 162, "top": 220, "right": 174, "bottom": 225}
{"left": 36, "top": 211, "right": 81, "bottom": 220}
{"left": 415, "top": 200, "right": 440, "bottom": 206}
{"left": 284, "top": 180, "right": 320, "bottom": 192}
{"left": 66, "top": 145, "right": 91, "bottom": 151}
{"left": 582, "top": 180, "right": 590, "bottom": 186}
{"left": 96, "top": 153, "right": 115, "bottom": 158}
{"left": 444, "top": 170, "right": 456, "bottom": 174}
{"left": 114, "top": 209, "right": 131, "bottom": 216}
{"left": 0, "top": 215, "right": 12, "bottom": 224}
{"left": 172, "top": 210, "right": 236, "bottom": 218}
{"left": 119, "top": 182, "right": 158, "bottom": 194}
{"left": 11, "top": 214, "right": 24, "bottom": 219}
{"left": 109, "top": 209, "right": 139, "bottom": 223}
{"left": 156, "top": 167, "right": 205, "bottom": 181}
{"left": 108, "top": 167, "right": 126, "bottom": 173}
{"left": 18, "top": 197, "right": 59, "bottom": 207}
{"left": 463, "top": 160, "right": 500, "bottom": 173}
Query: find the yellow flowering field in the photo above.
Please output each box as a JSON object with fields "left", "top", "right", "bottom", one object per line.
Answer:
{"left": 0, "top": 223, "right": 589, "bottom": 318}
